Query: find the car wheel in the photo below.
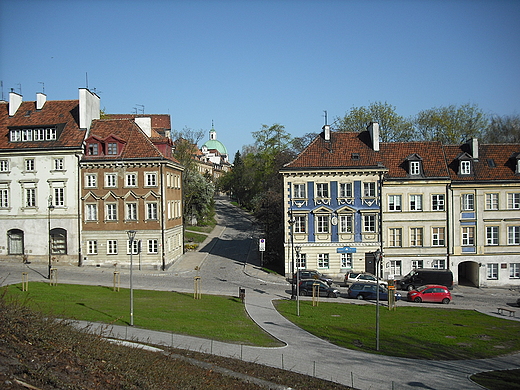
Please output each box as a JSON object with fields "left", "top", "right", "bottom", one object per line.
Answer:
{"left": 442, "top": 298, "right": 450, "bottom": 304}
{"left": 328, "top": 292, "right": 336, "bottom": 298}
{"left": 414, "top": 297, "right": 422, "bottom": 303}
{"left": 300, "top": 290, "right": 307, "bottom": 296}
{"left": 356, "top": 294, "right": 364, "bottom": 300}
{"left": 407, "top": 285, "right": 415, "bottom": 291}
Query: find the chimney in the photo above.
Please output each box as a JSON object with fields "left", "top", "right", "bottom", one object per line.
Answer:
{"left": 36, "top": 92, "right": 47, "bottom": 110}
{"left": 135, "top": 117, "right": 152, "bottom": 137}
{"left": 79, "top": 88, "right": 100, "bottom": 130}
{"left": 322, "top": 124, "right": 330, "bottom": 141}
{"left": 471, "top": 138, "right": 479, "bottom": 160}
{"left": 368, "top": 122, "right": 380, "bottom": 152}
{"left": 9, "top": 90, "right": 23, "bottom": 116}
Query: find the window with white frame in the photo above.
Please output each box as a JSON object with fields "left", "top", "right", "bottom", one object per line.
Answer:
{"left": 53, "top": 187, "right": 64, "bottom": 207}
{"left": 146, "top": 202, "right": 158, "bottom": 220}
{"left": 25, "top": 159, "right": 35, "bottom": 171}
{"left": 126, "top": 173, "right": 137, "bottom": 187}
{"left": 462, "top": 193, "right": 474, "bottom": 211}
{"left": 34, "top": 128, "right": 45, "bottom": 141}
{"left": 432, "top": 259, "right": 446, "bottom": 269}
{"left": 409, "top": 194, "right": 422, "bottom": 211}
{"left": 363, "top": 182, "right": 376, "bottom": 197}
{"left": 25, "top": 188, "right": 36, "bottom": 207}
{"left": 45, "top": 128, "right": 56, "bottom": 140}
{"left": 106, "top": 204, "right": 117, "bottom": 221}
{"left": 432, "top": 194, "right": 445, "bottom": 211}
{"left": 293, "top": 183, "right": 306, "bottom": 198}
{"left": 486, "top": 226, "right": 499, "bottom": 245}
{"left": 126, "top": 203, "right": 137, "bottom": 220}
{"left": 432, "top": 227, "right": 445, "bottom": 246}
{"left": 317, "top": 253, "right": 329, "bottom": 268}
{"left": 127, "top": 239, "right": 139, "bottom": 255}
{"left": 508, "top": 226, "right": 520, "bottom": 245}
{"left": 107, "top": 240, "right": 118, "bottom": 254}
{"left": 410, "top": 227, "right": 423, "bottom": 247}
{"left": 460, "top": 160, "right": 471, "bottom": 175}
{"left": 461, "top": 226, "right": 475, "bottom": 246}
{"left": 389, "top": 260, "right": 402, "bottom": 275}
{"left": 85, "top": 174, "right": 97, "bottom": 188}
{"left": 389, "top": 228, "right": 402, "bottom": 247}
{"left": 510, "top": 263, "right": 520, "bottom": 279}
{"left": 88, "top": 143, "right": 99, "bottom": 155}
{"left": 485, "top": 193, "right": 499, "bottom": 210}
{"left": 21, "top": 129, "right": 32, "bottom": 141}
{"left": 105, "top": 173, "right": 117, "bottom": 188}
{"left": 0, "top": 188, "right": 9, "bottom": 208}
{"left": 316, "top": 183, "right": 329, "bottom": 198}
{"left": 508, "top": 193, "right": 520, "bottom": 209}
{"left": 339, "top": 214, "right": 353, "bottom": 233}
{"left": 53, "top": 158, "right": 64, "bottom": 170}
{"left": 388, "top": 195, "right": 402, "bottom": 211}
{"left": 341, "top": 253, "right": 353, "bottom": 268}
{"left": 107, "top": 142, "right": 118, "bottom": 155}
{"left": 148, "top": 239, "right": 159, "bottom": 254}
{"left": 10, "top": 129, "right": 21, "bottom": 142}
{"left": 296, "top": 253, "right": 306, "bottom": 269}
{"left": 364, "top": 214, "right": 377, "bottom": 232}
{"left": 487, "top": 263, "right": 498, "bottom": 279}
{"left": 85, "top": 204, "right": 97, "bottom": 221}
{"left": 410, "top": 161, "right": 421, "bottom": 175}
{"left": 0, "top": 160, "right": 9, "bottom": 172}
{"left": 294, "top": 215, "right": 306, "bottom": 233}
{"left": 412, "top": 260, "right": 424, "bottom": 269}
{"left": 316, "top": 215, "right": 329, "bottom": 233}
{"left": 339, "top": 183, "right": 353, "bottom": 198}
{"left": 87, "top": 240, "right": 98, "bottom": 255}
{"left": 145, "top": 172, "right": 157, "bottom": 187}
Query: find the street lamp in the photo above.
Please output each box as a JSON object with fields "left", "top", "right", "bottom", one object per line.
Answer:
{"left": 127, "top": 230, "right": 137, "bottom": 326}
{"left": 374, "top": 248, "right": 382, "bottom": 351}
{"left": 47, "top": 195, "right": 55, "bottom": 279}
{"left": 289, "top": 214, "right": 296, "bottom": 299}
{"left": 295, "top": 245, "right": 301, "bottom": 316}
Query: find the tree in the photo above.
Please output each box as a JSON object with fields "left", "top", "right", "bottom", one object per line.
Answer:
{"left": 482, "top": 114, "right": 520, "bottom": 143}
{"left": 334, "top": 101, "right": 415, "bottom": 142}
{"left": 414, "top": 103, "right": 488, "bottom": 144}
{"left": 292, "top": 132, "right": 319, "bottom": 154}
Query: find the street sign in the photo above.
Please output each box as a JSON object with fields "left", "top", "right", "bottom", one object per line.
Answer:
{"left": 336, "top": 246, "right": 357, "bottom": 253}
{"left": 259, "top": 238, "right": 266, "bottom": 252}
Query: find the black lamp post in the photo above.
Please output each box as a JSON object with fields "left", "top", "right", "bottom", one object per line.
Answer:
{"left": 289, "top": 215, "right": 296, "bottom": 299}
{"left": 374, "top": 248, "right": 382, "bottom": 351}
{"left": 47, "top": 195, "right": 55, "bottom": 279}
{"left": 127, "top": 230, "right": 137, "bottom": 326}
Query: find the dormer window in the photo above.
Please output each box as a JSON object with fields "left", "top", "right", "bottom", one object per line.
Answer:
{"left": 457, "top": 153, "right": 473, "bottom": 176}
{"left": 405, "top": 154, "right": 423, "bottom": 177}
{"left": 460, "top": 160, "right": 471, "bottom": 175}
{"left": 88, "top": 143, "right": 99, "bottom": 156}
{"left": 107, "top": 142, "right": 118, "bottom": 155}
{"left": 516, "top": 154, "right": 520, "bottom": 174}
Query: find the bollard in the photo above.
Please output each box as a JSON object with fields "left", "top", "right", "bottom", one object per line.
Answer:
{"left": 22, "top": 272, "right": 28, "bottom": 291}
{"left": 239, "top": 287, "right": 245, "bottom": 303}
{"left": 113, "top": 271, "right": 120, "bottom": 292}
{"left": 49, "top": 268, "right": 58, "bottom": 286}
{"left": 194, "top": 276, "right": 201, "bottom": 299}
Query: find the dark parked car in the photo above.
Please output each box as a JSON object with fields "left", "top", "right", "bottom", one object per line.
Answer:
{"left": 292, "top": 270, "right": 333, "bottom": 286}
{"left": 407, "top": 285, "right": 452, "bottom": 304}
{"left": 347, "top": 282, "right": 402, "bottom": 301}
{"left": 398, "top": 268, "right": 453, "bottom": 291}
{"left": 298, "top": 279, "right": 340, "bottom": 298}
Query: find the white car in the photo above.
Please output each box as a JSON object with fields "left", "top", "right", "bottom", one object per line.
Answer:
{"left": 344, "top": 272, "right": 388, "bottom": 287}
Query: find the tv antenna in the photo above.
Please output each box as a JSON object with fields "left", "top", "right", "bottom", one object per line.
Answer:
{"left": 323, "top": 110, "right": 328, "bottom": 126}
{"left": 39, "top": 82, "right": 45, "bottom": 94}
{"left": 136, "top": 104, "right": 144, "bottom": 114}
{"left": 16, "top": 83, "right": 22, "bottom": 95}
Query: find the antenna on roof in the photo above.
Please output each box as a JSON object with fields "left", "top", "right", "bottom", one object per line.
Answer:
{"left": 38, "top": 82, "right": 45, "bottom": 94}
{"left": 85, "top": 72, "right": 88, "bottom": 89}
{"left": 323, "top": 110, "right": 328, "bottom": 126}
{"left": 136, "top": 104, "right": 144, "bottom": 114}
{"left": 16, "top": 83, "right": 22, "bottom": 95}
{"left": 0, "top": 80, "right": 3, "bottom": 101}
{"left": 133, "top": 107, "right": 138, "bottom": 114}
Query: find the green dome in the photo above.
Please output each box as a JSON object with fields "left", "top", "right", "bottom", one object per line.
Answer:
{"left": 203, "top": 139, "right": 228, "bottom": 155}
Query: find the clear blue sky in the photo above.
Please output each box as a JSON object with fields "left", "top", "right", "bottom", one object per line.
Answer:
{"left": 1, "top": 0, "right": 519, "bottom": 156}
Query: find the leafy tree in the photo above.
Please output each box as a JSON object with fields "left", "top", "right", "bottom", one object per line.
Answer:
{"left": 292, "top": 132, "right": 319, "bottom": 154}
{"left": 482, "top": 114, "right": 520, "bottom": 143}
{"left": 334, "top": 101, "right": 415, "bottom": 142}
{"left": 414, "top": 103, "right": 488, "bottom": 144}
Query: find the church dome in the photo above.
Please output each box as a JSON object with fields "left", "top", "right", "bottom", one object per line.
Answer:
{"left": 202, "top": 128, "right": 228, "bottom": 156}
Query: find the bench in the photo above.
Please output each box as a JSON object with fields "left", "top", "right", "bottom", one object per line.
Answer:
{"left": 497, "top": 307, "right": 516, "bottom": 317}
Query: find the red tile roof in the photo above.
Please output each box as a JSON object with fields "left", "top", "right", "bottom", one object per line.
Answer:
{"left": 0, "top": 100, "right": 85, "bottom": 150}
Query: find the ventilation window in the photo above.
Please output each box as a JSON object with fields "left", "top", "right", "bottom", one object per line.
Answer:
{"left": 487, "top": 159, "right": 496, "bottom": 168}
{"left": 351, "top": 153, "right": 360, "bottom": 160}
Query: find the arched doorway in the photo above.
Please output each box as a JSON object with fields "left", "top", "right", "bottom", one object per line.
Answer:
{"left": 458, "top": 261, "right": 480, "bottom": 287}
{"left": 50, "top": 228, "right": 67, "bottom": 254}
{"left": 8, "top": 229, "right": 24, "bottom": 255}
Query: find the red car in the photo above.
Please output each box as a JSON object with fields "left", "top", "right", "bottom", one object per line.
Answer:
{"left": 407, "top": 285, "right": 452, "bottom": 304}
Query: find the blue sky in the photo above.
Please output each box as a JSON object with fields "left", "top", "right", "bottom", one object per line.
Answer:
{"left": 1, "top": 0, "right": 519, "bottom": 156}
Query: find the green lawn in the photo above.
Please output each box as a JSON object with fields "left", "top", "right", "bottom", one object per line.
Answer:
{"left": 274, "top": 300, "right": 520, "bottom": 360}
{"left": 3, "top": 283, "right": 282, "bottom": 347}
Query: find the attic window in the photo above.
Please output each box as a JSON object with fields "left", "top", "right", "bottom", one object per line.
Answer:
{"left": 351, "top": 153, "right": 360, "bottom": 160}
{"left": 410, "top": 161, "right": 421, "bottom": 175}
{"left": 88, "top": 143, "right": 99, "bottom": 155}
{"left": 107, "top": 142, "right": 118, "bottom": 155}
{"left": 487, "top": 159, "right": 496, "bottom": 168}
{"left": 460, "top": 160, "right": 471, "bottom": 175}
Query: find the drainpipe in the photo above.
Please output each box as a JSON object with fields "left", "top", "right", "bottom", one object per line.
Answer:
{"left": 447, "top": 183, "right": 452, "bottom": 270}
{"left": 160, "top": 163, "right": 166, "bottom": 271}
{"left": 77, "top": 154, "right": 83, "bottom": 266}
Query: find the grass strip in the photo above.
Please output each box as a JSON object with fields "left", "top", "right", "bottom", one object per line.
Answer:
{"left": 274, "top": 299, "right": 520, "bottom": 360}
{"left": 3, "top": 282, "right": 282, "bottom": 347}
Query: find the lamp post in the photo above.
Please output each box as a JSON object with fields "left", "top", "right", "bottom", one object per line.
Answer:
{"left": 289, "top": 214, "right": 296, "bottom": 299}
{"left": 127, "top": 230, "right": 137, "bottom": 326}
{"left": 374, "top": 248, "right": 382, "bottom": 351}
{"left": 295, "top": 245, "right": 301, "bottom": 316}
{"left": 47, "top": 195, "right": 55, "bottom": 279}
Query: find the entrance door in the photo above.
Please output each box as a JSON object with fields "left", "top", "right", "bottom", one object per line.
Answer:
{"left": 458, "top": 261, "right": 479, "bottom": 287}
{"left": 365, "top": 252, "right": 375, "bottom": 274}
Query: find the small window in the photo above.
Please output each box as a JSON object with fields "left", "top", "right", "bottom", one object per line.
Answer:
{"left": 341, "top": 253, "right": 353, "bottom": 268}
{"left": 351, "top": 153, "right": 360, "bottom": 160}
{"left": 462, "top": 193, "right": 474, "bottom": 211}
{"left": 410, "top": 227, "right": 423, "bottom": 247}
{"left": 126, "top": 173, "right": 137, "bottom": 187}
{"left": 107, "top": 142, "right": 118, "bottom": 155}
{"left": 485, "top": 193, "right": 499, "bottom": 210}
{"left": 388, "top": 195, "right": 402, "bottom": 211}
{"left": 508, "top": 193, "right": 520, "bottom": 209}
{"left": 460, "top": 160, "right": 471, "bottom": 175}
{"left": 410, "top": 161, "right": 421, "bottom": 175}
{"left": 364, "top": 182, "right": 376, "bottom": 197}
{"left": 294, "top": 215, "right": 306, "bottom": 233}
{"left": 339, "top": 214, "right": 353, "bottom": 233}
{"left": 293, "top": 183, "right": 306, "bottom": 198}
{"left": 54, "top": 158, "right": 64, "bottom": 170}
{"left": 87, "top": 240, "right": 98, "bottom": 255}
{"left": 317, "top": 253, "right": 329, "bottom": 268}
{"left": 316, "top": 215, "right": 329, "bottom": 233}
{"left": 25, "top": 159, "right": 35, "bottom": 171}
{"left": 316, "top": 183, "right": 329, "bottom": 198}
{"left": 410, "top": 194, "right": 422, "bottom": 211}
{"left": 389, "top": 228, "right": 402, "bottom": 247}
{"left": 88, "top": 143, "right": 99, "bottom": 155}
{"left": 105, "top": 173, "right": 117, "bottom": 188}
{"left": 486, "top": 226, "right": 499, "bottom": 245}
{"left": 145, "top": 173, "right": 157, "bottom": 187}
{"left": 487, "top": 263, "right": 498, "bottom": 280}
{"left": 339, "top": 183, "right": 352, "bottom": 198}
{"left": 432, "top": 194, "right": 445, "bottom": 211}
{"left": 0, "top": 160, "right": 10, "bottom": 172}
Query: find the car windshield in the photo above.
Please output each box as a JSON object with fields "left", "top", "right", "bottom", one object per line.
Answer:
{"left": 416, "top": 285, "right": 429, "bottom": 292}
